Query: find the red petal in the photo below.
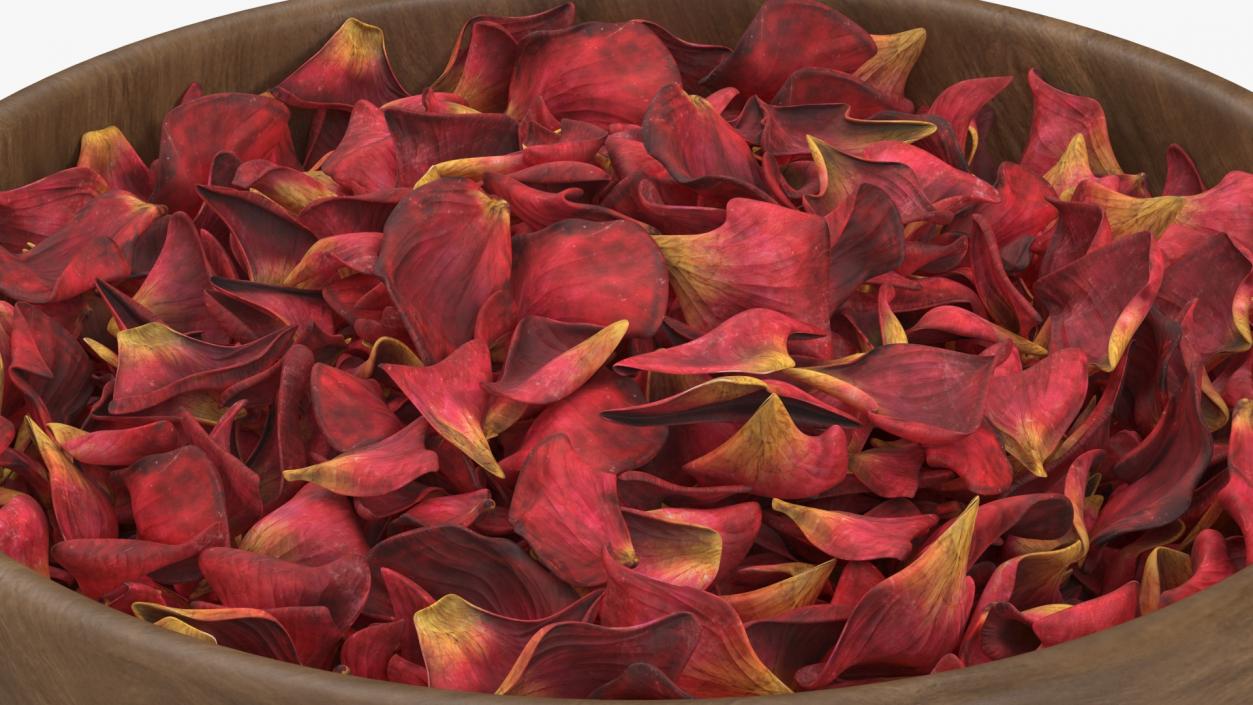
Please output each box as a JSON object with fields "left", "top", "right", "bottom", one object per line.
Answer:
{"left": 200, "top": 548, "right": 368, "bottom": 628}
{"left": 369, "top": 526, "right": 578, "bottom": 620}
{"left": 772, "top": 499, "right": 936, "bottom": 561}
{"left": 151, "top": 93, "right": 298, "bottom": 214}
{"left": 110, "top": 323, "right": 293, "bottom": 415}
{"left": 273, "top": 19, "right": 406, "bottom": 110}
{"left": 985, "top": 348, "right": 1089, "bottom": 476}
{"left": 1020, "top": 70, "right": 1123, "bottom": 176}
{"left": 683, "top": 394, "right": 848, "bottom": 498}
{"left": 384, "top": 339, "right": 502, "bottom": 478}
{"left": 0, "top": 490, "right": 50, "bottom": 576}
{"left": 655, "top": 199, "right": 828, "bottom": 332}
{"left": 510, "top": 435, "right": 636, "bottom": 586}
{"left": 796, "top": 500, "right": 978, "bottom": 686}
{"left": 501, "top": 370, "right": 668, "bottom": 476}
{"left": 28, "top": 420, "right": 117, "bottom": 540}
{"left": 239, "top": 484, "right": 368, "bottom": 566}
{"left": 617, "top": 308, "right": 818, "bottom": 376}
{"left": 284, "top": 420, "right": 437, "bottom": 497}
{"left": 600, "top": 557, "right": 791, "bottom": 696}
{"left": 0, "top": 167, "right": 105, "bottom": 250}
{"left": 507, "top": 22, "right": 681, "bottom": 129}
{"left": 414, "top": 592, "right": 597, "bottom": 693}
{"left": 496, "top": 614, "right": 700, "bottom": 697}
{"left": 77, "top": 126, "right": 152, "bottom": 196}
{"left": 701, "top": 0, "right": 875, "bottom": 101}
{"left": 512, "top": 218, "right": 670, "bottom": 338}
{"left": 131, "top": 604, "right": 301, "bottom": 664}
{"left": 1035, "top": 231, "right": 1162, "bottom": 372}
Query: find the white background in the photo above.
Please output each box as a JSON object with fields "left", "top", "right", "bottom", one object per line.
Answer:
{"left": 0, "top": 1, "right": 1249, "bottom": 100}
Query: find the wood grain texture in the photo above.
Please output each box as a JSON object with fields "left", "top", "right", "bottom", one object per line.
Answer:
{"left": 0, "top": 1, "right": 1250, "bottom": 703}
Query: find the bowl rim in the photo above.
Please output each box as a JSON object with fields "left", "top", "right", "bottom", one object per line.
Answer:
{"left": 1, "top": 0, "right": 1251, "bottom": 703}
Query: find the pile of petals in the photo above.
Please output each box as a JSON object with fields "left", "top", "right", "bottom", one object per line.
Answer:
{"left": 3, "top": 0, "right": 1253, "bottom": 696}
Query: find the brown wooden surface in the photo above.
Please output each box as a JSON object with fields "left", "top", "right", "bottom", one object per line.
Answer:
{"left": 0, "top": 1, "right": 1251, "bottom": 703}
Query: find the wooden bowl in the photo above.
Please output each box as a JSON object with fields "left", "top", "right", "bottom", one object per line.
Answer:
{"left": 0, "top": 1, "right": 1250, "bottom": 703}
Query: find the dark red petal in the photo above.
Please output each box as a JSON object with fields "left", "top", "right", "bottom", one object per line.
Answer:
{"left": 497, "top": 614, "right": 700, "bottom": 697}
{"left": 131, "top": 604, "right": 301, "bottom": 664}
{"left": 414, "top": 591, "right": 597, "bottom": 693}
{"left": 370, "top": 526, "right": 578, "bottom": 620}
{"left": 600, "top": 557, "right": 791, "bottom": 696}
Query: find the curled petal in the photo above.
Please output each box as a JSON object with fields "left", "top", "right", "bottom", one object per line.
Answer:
{"left": 414, "top": 592, "right": 597, "bottom": 693}
{"left": 110, "top": 323, "right": 293, "bottom": 415}
{"left": 151, "top": 93, "right": 298, "bottom": 214}
{"left": 284, "top": 420, "right": 437, "bottom": 497}
{"left": 132, "top": 604, "right": 300, "bottom": 664}
{"left": 684, "top": 395, "right": 848, "bottom": 498}
{"left": 642, "top": 82, "right": 768, "bottom": 197}
{"left": 600, "top": 558, "right": 791, "bottom": 696}
{"left": 723, "top": 560, "right": 835, "bottom": 622}
{"left": 1035, "top": 231, "right": 1162, "bottom": 372}
{"left": 985, "top": 348, "right": 1089, "bottom": 476}
{"left": 622, "top": 508, "right": 724, "bottom": 589}
{"left": 28, "top": 420, "right": 117, "bottom": 541}
{"left": 370, "top": 526, "right": 578, "bottom": 620}
{"left": 654, "top": 199, "right": 829, "bottom": 332}
{"left": 496, "top": 614, "right": 700, "bottom": 697}
{"left": 487, "top": 316, "right": 628, "bottom": 410}
{"left": 616, "top": 308, "right": 818, "bottom": 376}
{"left": 273, "top": 19, "right": 406, "bottom": 109}
{"left": 56, "top": 420, "right": 180, "bottom": 467}
{"left": 1021, "top": 70, "right": 1122, "bottom": 177}
{"left": 77, "top": 126, "right": 152, "bottom": 196}
{"left": 797, "top": 499, "right": 979, "bottom": 686}
{"left": 385, "top": 339, "right": 502, "bottom": 478}
{"left": 772, "top": 499, "right": 936, "bottom": 561}
{"left": 1031, "top": 580, "right": 1138, "bottom": 646}
{"left": 1095, "top": 373, "right": 1212, "bottom": 543}
{"left": 854, "top": 28, "right": 926, "bottom": 98}
{"left": 604, "top": 374, "right": 854, "bottom": 429}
